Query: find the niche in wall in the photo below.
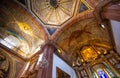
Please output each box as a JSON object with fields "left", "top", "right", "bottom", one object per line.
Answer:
{"left": 56, "top": 67, "right": 70, "bottom": 78}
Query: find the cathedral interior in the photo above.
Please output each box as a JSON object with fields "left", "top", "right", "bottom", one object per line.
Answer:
{"left": 0, "top": 0, "right": 120, "bottom": 78}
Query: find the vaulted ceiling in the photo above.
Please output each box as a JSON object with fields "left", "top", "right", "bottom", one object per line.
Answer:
{"left": 0, "top": 0, "right": 114, "bottom": 65}
{"left": 30, "top": 0, "right": 77, "bottom": 25}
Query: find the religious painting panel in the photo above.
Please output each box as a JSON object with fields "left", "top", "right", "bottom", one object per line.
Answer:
{"left": 56, "top": 67, "right": 70, "bottom": 78}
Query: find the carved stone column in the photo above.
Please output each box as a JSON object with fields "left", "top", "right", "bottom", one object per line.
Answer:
{"left": 37, "top": 42, "right": 56, "bottom": 78}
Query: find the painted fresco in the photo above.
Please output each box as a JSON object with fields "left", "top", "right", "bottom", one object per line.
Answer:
{"left": 0, "top": 27, "right": 29, "bottom": 57}
{"left": 0, "top": 0, "right": 47, "bottom": 58}
{"left": 56, "top": 18, "right": 112, "bottom": 64}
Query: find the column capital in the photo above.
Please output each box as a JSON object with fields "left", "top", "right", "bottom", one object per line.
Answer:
{"left": 36, "top": 40, "right": 56, "bottom": 78}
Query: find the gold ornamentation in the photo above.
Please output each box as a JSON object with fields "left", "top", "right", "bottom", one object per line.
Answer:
{"left": 0, "top": 54, "right": 9, "bottom": 78}
{"left": 81, "top": 47, "right": 98, "bottom": 62}
{"left": 8, "top": 16, "right": 38, "bottom": 38}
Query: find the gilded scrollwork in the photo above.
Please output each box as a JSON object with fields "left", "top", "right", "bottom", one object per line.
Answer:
{"left": 0, "top": 53, "right": 10, "bottom": 78}
{"left": 0, "top": 49, "right": 15, "bottom": 78}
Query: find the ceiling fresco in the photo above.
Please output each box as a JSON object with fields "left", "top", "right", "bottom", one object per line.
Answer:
{"left": 0, "top": 0, "right": 114, "bottom": 65}
{"left": 56, "top": 18, "right": 113, "bottom": 64}
{"left": 0, "top": 0, "right": 47, "bottom": 58}
{"left": 30, "top": 0, "right": 77, "bottom": 26}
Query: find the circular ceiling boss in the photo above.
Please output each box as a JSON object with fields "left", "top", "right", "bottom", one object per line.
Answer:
{"left": 50, "top": 0, "right": 58, "bottom": 8}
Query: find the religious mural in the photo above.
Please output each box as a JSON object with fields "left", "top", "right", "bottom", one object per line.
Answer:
{"left": 0, "top": 27, "right": 29, "bottom": 57}
{"left": 0, "top": 0, "right": 46, "bottom": 58}
{"left": 56, "top": 18, "right": 112, "bottom": 64}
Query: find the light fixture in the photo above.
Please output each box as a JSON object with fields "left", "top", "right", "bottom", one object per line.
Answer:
{"left": 99, "top": 24, "right": 105, "bottom": 28}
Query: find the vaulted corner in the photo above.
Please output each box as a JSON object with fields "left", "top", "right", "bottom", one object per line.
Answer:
{"left": 55, "top": 18, "right": 113, "bottom": 65}
{"left": 29, "top": 0, "right": 77, "bottom": 26}
{"left": 0, "top": 0, "right": 48, "bottom": 58}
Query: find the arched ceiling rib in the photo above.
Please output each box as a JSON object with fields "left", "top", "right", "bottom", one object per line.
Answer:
{"left": 16, "top": 0, "right": 96, "bottom": 37}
